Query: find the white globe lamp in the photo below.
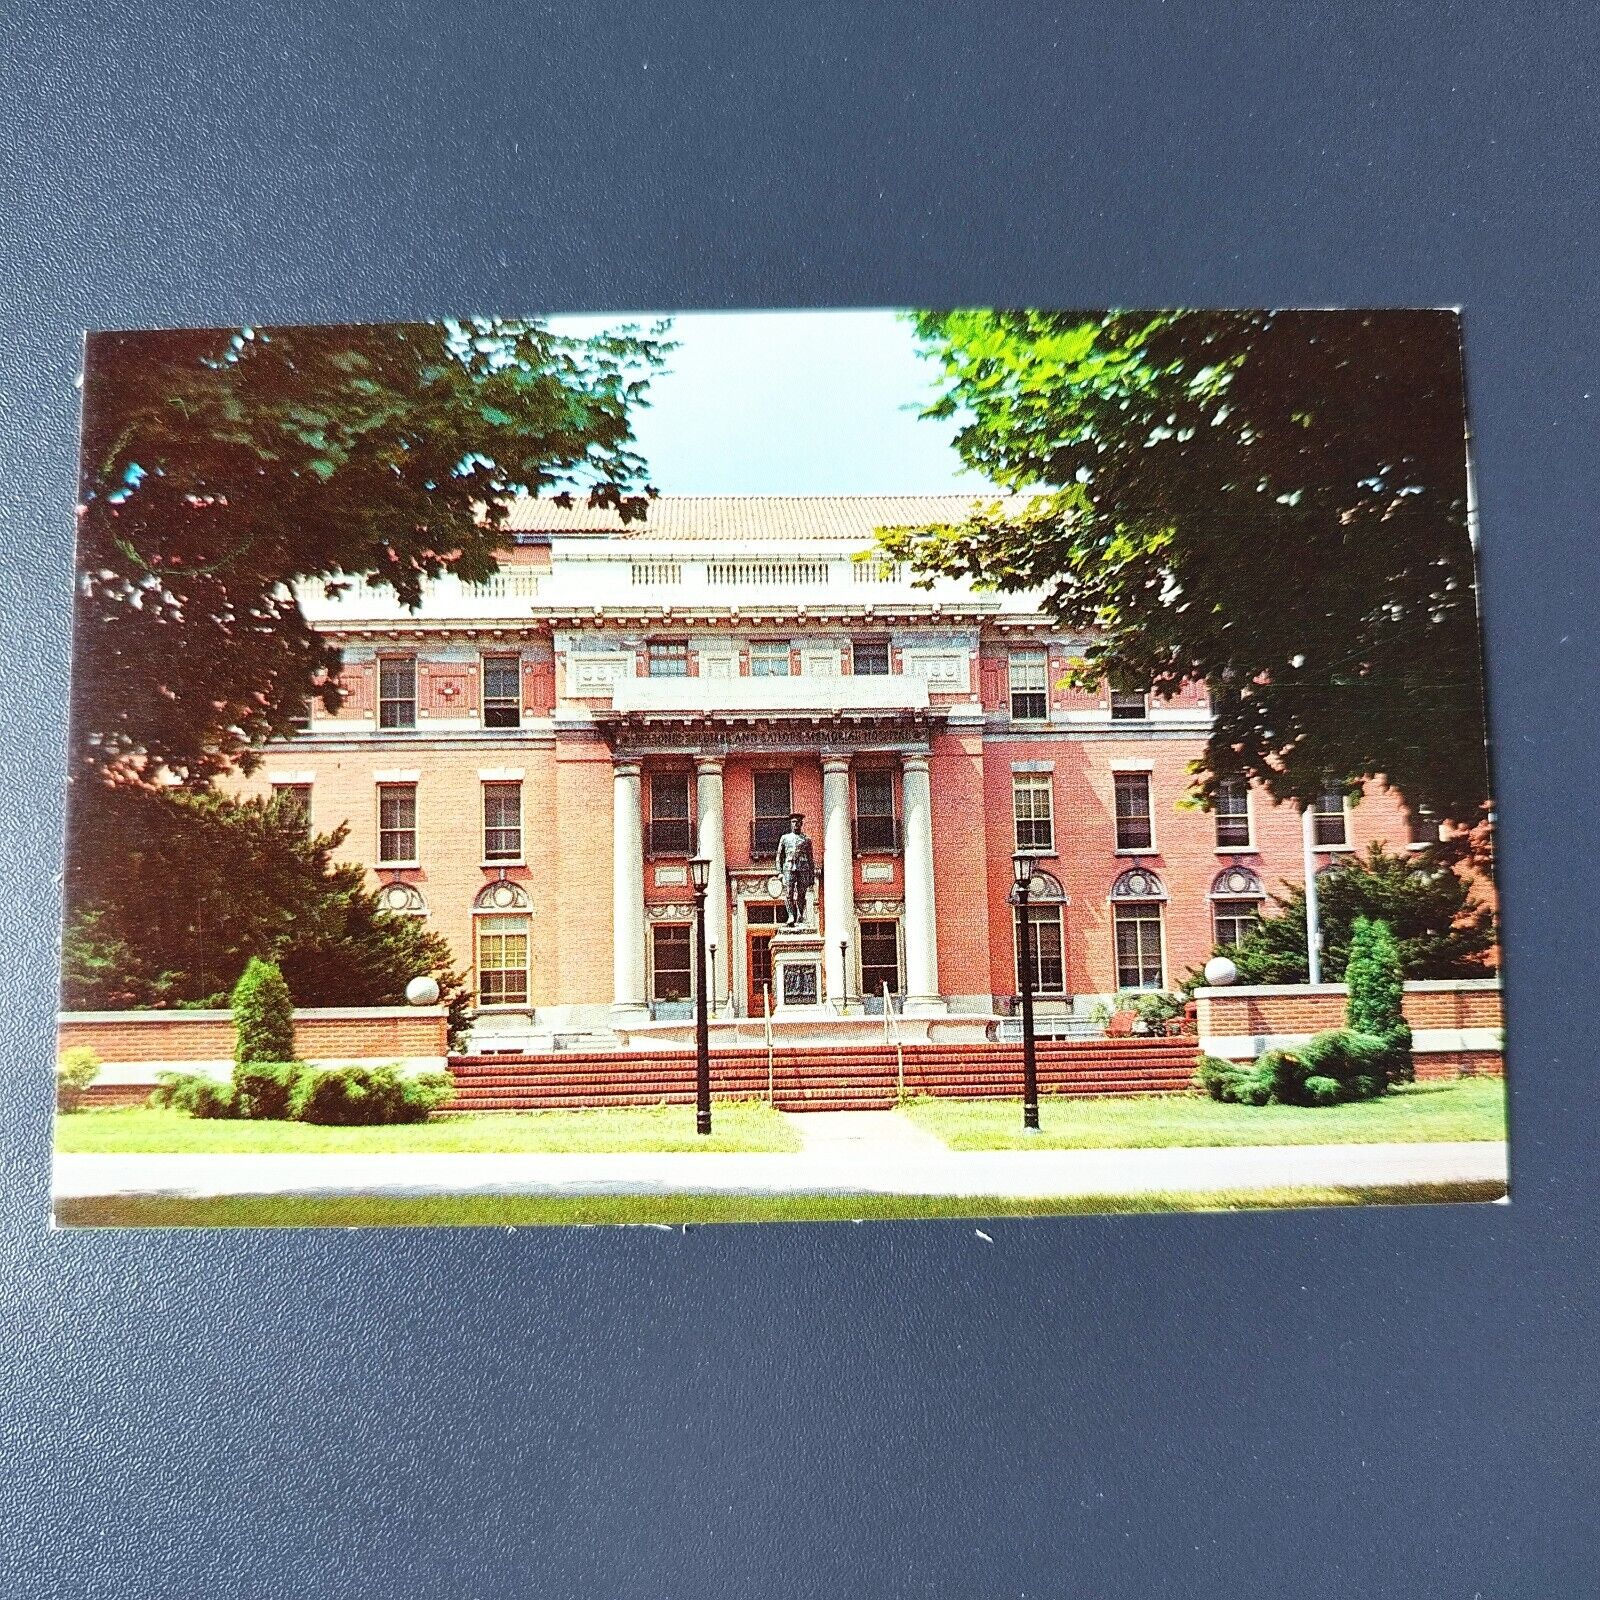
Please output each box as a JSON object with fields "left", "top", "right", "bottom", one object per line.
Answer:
{"left": 1203, "top": 955, "right": 1239, "bottom": 988}
{"left": 405, "top": 975, "right": 441, "bottom": 1007}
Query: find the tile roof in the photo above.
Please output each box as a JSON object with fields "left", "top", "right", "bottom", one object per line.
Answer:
{"left": 503, "top": 493, "right": 1045, "bottom": 542}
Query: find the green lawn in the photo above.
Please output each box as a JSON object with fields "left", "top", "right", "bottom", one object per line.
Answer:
{"left": 54, "top": 1181, "right": 1506, "bottom": 1229}
{"left": 54, "top": 1100, "right": 801, "bottom": 1155}
{"left": 901, "top": 1078, "right": 1507, "bottom": 1151}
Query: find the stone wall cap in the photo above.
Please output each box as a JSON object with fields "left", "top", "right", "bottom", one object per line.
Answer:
{"left": 1194, "top": 977, "right": 1501, "bottom": 999}
{"left": 59, "top": 1006, "right": 449, "bottom": 1024}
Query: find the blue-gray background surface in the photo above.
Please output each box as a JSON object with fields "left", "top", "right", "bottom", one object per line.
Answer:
{"left": 2, "top": 4, "right": 1595, "bottom": 1595}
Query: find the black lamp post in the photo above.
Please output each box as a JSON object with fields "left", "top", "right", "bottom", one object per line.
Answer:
{"left": 839, "top": 938, "right": 849, "bottom": 1012}
{"left": 688, "top": 854, "right": 713, "bottom": 1136}
{"left": 1012, "top": 852, "right": 1041, "bottom": 1132}
{"left": 708, "top": 939, "right": 718, "bottom": 1019}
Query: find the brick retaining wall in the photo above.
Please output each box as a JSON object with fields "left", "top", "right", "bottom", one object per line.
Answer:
{"left": 57, "top": 1007, "right": 450, "bottom": 1075}
{"left": 1194, "top": 979, "right": 1504, "bottom": 1077}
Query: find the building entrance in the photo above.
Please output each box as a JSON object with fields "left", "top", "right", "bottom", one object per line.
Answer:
{"left": 744, "top": 902, "right": 783, "bottom": 1015}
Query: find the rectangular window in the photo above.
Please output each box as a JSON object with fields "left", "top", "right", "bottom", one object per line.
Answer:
{"left": 648, "top": 770, "right": 693, "bottom": 855}
{"left": 1314, "top": 783, "right": 1349, "bottom": 847}
{"left": 859, "top": 919, "right": 901, "bottom": 1000}
{"left": 852, "top": 639, "right": 891, "bottom": 676}
{"left": 1407, "top": 804, "right": 1438, "bottom": 847}
{"left": 271, "top": 783, "right": 312, "bottom": 830}
{"left": 378, "top": 657, "right": 416, "bottom": 730}
{"left": 1114, "top": 902, "right": 1165, "bottom": 990}
{"left": 1213, "top": 898, "right": 1260, "bottom": 948}
{"left": 749, "top": 641, "right": 791, "bottom": 677}
{"left": 482, "top": 655, "right": 521, "bottom": 729}
{"left": 483, "top": 781, "right": 522, "bottom": 862}
{"left": 1114, "top": 772, "right": 1154, "bottom": 852}
{"left": 647, "top": 640, "right": 690, "bottom": 678}
{"left": 1109, "top": 683, "right": 1147, "bottom": 720}
{"left": 651, "top": 923, "right": 693, "bottom": 1003}
{"left": 1214, "top": 778, "right": 1251, "bottom": 848}
{"left": 854, "top": 769, "right": 899, "bottom": 852}
{"left": 1009, "top": 650, "right": 1048, "bottom": 721}
{"left": 752, "top": 770, "right": 792, "bottom": 856}
{"left": 1012, "top": 772, "right": 1055, "bottom": 853}
{"left": 477, "top": 915, "right": 529, "bottom": 1007}
{"left": 377, "top": 784, "right": 417, "bottom": 864}
{"left": 1016, "top": 905, "right": 1066, "bottom": 996}
{"left": 286, "top": 697, "right": 312, "bottom": 734}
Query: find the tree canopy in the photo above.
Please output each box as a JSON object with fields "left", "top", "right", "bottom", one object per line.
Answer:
{"left": 878, "top": 308, "right": 1490, "bottom": 828}
{"left": 74, "top": 317, "right": 669, "bottom": 784}
{"left": 61, "top": 785, "right": 469, "bottom": 1035}
{"left": 1194, "top": 844, "right": 1497, "bottom": 986}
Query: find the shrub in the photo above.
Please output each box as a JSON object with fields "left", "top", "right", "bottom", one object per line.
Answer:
{"left": 1194, "top": 1053, "right": 1273, "bottom": 1106}
{"left": 233, "top": 1060, "right": 309, "bottom": 1120}
{"left": 1346, "top": 917, "right": 1414, "bottom": 1085}
{"left": 1117, "top": 991, "right": 1185, "bottom": 1033}
{"left": 56, "top": 1046, "right": 102, "bottom": 1113}
{"left": 1289, "top": 1029, "right": 1392, "bottom": 1105}
{"left": 1303, "top": 1075, "right": 1344, "bottom": 1106}
{"left": 232, "top": 957, "right": 295, "bottom": 1066}
{"left": 288, "top": 1063, "right": 453, "bottom": 1126}
{"left": 150, "top": 1071, "right": 237, "bottom": 1118}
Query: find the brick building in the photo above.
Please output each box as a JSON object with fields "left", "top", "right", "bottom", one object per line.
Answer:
{"left": 233, "top": 495, "right": 1419, "bottom": 1050}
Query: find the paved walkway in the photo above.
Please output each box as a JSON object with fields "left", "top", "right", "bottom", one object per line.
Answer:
{"left": 52, "top": 1131, "right": 1507, "bottom": 1203}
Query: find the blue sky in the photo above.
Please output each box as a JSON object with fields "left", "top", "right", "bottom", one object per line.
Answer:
{"left": 548, "top": 309, "right": 987, "bottom": 494}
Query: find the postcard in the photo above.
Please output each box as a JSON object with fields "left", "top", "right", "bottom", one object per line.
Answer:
{"left": 52, "top": 308, "right": 1506, "bottom": 1225}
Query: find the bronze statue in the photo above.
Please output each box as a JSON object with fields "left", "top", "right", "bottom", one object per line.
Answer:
{"left": 774, "top": 812, "right": 816, "bottom": 929}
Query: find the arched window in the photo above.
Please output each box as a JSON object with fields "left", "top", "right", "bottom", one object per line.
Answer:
{"left": 1110, "top": 868, "right": 1166, "bottom": 991}
{"left": 1209, "top": 865, "right": 1264, "bottom": 948}
{"left": 377, "top": 880, "right": 426, "bottom": 916}
{"left": 473, "top": 880, "right": 530, "bottom": 1005}
{"left": 1015, "top": 872, "right": 1068, "bottom": 996}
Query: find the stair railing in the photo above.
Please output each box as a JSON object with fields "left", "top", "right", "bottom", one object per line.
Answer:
{"left": 763, "top": 983, "right": 775, "bottom": 1105}
{"left": 884, "top": 982, "right": 904, "bottom": 1102}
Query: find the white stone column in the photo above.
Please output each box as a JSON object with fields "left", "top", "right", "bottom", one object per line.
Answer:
{"left": 696, "top": 757, "right": 729, "bottom": 1012}
{"left": 821, "top": 754, "right": 854, "bottom": 1006}
{"left": 901, "top": 751, "right": 945, "bottom": 1014}
{"left": 611, "top": 759, "right": 649, "bottom": 1024}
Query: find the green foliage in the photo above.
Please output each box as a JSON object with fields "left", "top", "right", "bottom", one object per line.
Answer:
{"left": 74, "top": 319, "right": 670, "bottom": 786}
{"left": 1345, "top": 916, "right": 1415, "bottom": 1086}
{"left": 1199, "top": 1032, "right": 1391, "bottom": 1108}
{"left": 288, "top": 1063, "right": 453, "bottom": 1126}
{"left": 232, "top": 957, "right": 295, "bottom": 1065}
{"left": 233, "top": 1060, "right": 309, "bottom": 1121}
{"left": 150, "top": 1071, "right": 237, "bottom": 1119}
{"left": 1192, "top": 844, "right": 1495, "bottom": 987}
{"left": 1194, "top": 1054, "right": 1272, "bottom": 1106}
{"left": 60, "top": 784, "right": 466, "bottom": 1017}
{"left": 882, "top": 308, "right": 1489, "bottom": 827}
{"left": 56, "top": 1046, "right": 102, "bottom": 1112}
{"left": 1117, "top": 990, "right": 1186, "bottom": 1032}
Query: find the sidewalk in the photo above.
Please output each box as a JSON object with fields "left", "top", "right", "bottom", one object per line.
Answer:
{"left": 52, "top": 1128, "right": 1507, "bottom": 1203}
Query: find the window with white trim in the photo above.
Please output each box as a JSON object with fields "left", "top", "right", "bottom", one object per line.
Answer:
{"left": 852, "top": 639, "right": 891, "bottom": 676}
{"left": 647, "top": 640, "right": 689, "bottom": 678}
{"left": 1213, "top": 899, "right": 1260, "bottom": 947}
{"left": 1114, "top": 902, "right": 1165, "bottom": 990}
{"left": 483, "top": 782, "right": 522, "bottom": 862}
{"left": 854, "top": 769, "right": 898, "bottom": 852}
{"left": 378, "top": 656, "right": 417, "bottom": 730}
{"left": 1214, "top": 778, "right": 1251, "bottom": 848}
{"left": 476, "top": 915, "right": 529, "bottom": 1007}
{"left": 648, "top": 770, "right": 693, "bottom": 856}
{"left": 858, "top": 919, "right": 901, "bottom": 1000}
{"left": 1114, "top": 772, "right": 1154, "bottom": 852}
{"left": 377, "top": 784, "right": 417, "bottom": 864}
{"left": 271, "top": 783, "right": 312, "bottom": 831}
{"left": 749, "top": 641, "right": 791, "bottom": 677}
{"left": 651, "top": 923, "right": 693, "bottom": 1003}
{"left": 1017, "top": 905, "right": 1066, "bottom": 995}
{"left": 1012, "top": 772, "right": 1055, "bottom": 853}
{"left": 1109, "top": 682, "right": 1147, "bottom": 720}
{"left": 1008, "top": 650, "right": 1048, "bottom": 721}
{"left": 482, "top": 655, "right": 521, "bottom": 729}
{"left": 1314, "top": 782, "right": 1349, "bottom": 847}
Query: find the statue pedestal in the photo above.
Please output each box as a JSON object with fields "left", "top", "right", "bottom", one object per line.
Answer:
{"left": 770, "top": 929, "right": 826, "bottom": 1014}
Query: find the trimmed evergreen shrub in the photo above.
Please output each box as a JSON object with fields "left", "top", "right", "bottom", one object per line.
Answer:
{"left": 1303, "top": 1075, "right": 1344, "bottom": 1106}
{"left": 288, "top": 1063, "right": 452, "bottom": 1126}
{"left": 232, "top": 957, "right": 295, "bottom": 1066}
{"left": 233, "top": 1060, "right": 309, "bottom": 1120}
{"left": 1290, "top": 1029, "right": 1392, "bottom": 1105}
{"left": 1194, "top": 1053, "right": 1273, "bottom": 1106}
{"left": 150, "top": 1071, "right": 237, "bottom": 1118}
{"left": 1345, "top": 916, "right": 1414, "bottom": 1085}
{"left": 56, "top": 1046, "right": 102, "bottom": 1113}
